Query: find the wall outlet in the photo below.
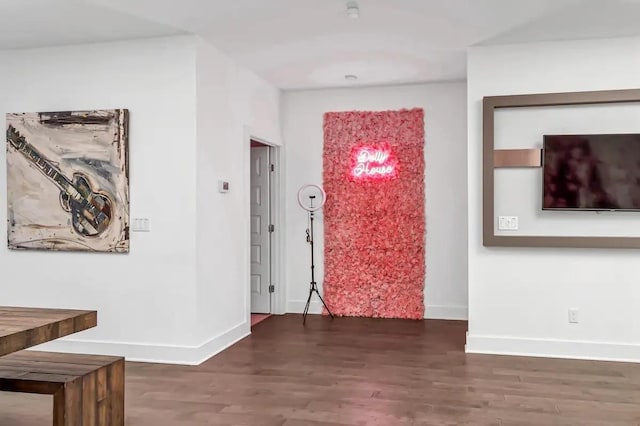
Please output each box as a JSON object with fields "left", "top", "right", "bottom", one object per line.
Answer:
{"left": 568, "top": 308, "right": 579, "bottom": 324}
{"left": 498, "top": 216, "right": 519, "bottom": 230}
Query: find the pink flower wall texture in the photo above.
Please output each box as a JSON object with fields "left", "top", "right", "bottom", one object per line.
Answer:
{"left": 322, "top": 108, "right": 425, "bottom": 319}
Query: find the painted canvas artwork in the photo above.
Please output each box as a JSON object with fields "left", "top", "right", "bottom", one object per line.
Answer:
{"left": 6, "top": 110, "right": 129, "bottom": 252}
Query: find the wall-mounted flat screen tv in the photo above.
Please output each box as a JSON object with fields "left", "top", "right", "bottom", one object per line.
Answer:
{"left": 543, "top": 134, "right": 640, "bottom": 211}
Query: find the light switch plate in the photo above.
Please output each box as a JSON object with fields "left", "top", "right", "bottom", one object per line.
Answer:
{"left": 132, "top": 218, "right": 150, "bottom": 232}
{"left": 498, "top": 216, "right": 518, "bottom": 230}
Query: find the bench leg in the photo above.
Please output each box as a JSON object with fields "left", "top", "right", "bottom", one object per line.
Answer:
{"left": 53, "top": 378, "right": 82, "bottom": 426}
{"left": 107, "top": 359, "right": 125, "bottom": 426}
{"left": 52, "top": 360, "right": 125, "bottom": 426}
{"left": 53, "top": 387, "right": 66, "bottom": 425}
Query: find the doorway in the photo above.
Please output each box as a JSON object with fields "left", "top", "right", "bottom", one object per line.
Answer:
{"left": 250, "top": 140, "right": 276, "bottom": 317}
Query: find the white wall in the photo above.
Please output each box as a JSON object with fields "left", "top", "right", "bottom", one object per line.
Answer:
{"left": 0, "top": 35, "right": 283, "bottom": 364}
{"left": 282, "top": 82, "right": 468, "bottom": 320}
{"left": 195, "top": 37, "right": 282, "bottom": 357}
{"left": 467, "top": 37, "right": 640, "bottom": 361}
{"left": 0, "top": 36, "right": 200, "bottom": 360}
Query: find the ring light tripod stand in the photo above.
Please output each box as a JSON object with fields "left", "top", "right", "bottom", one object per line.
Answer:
{"left": 297, "top": 184, "right": 334, "bottom": 324}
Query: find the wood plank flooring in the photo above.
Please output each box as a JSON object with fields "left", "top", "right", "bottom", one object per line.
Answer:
{"left": 1, "top": 314, "right": 639, "bottom": 425}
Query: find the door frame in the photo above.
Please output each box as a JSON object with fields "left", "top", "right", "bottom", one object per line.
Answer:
{"left": 244, "top": 128, "right": 285, "bottom": 323}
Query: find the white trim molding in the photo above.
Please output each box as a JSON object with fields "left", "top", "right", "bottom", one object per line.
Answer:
{"left": 36, "top": 322, "right": 250, "bottom": 366}
{"left": 244, "top": 126, "right": 287, "bottom": 317}
{"left": 287, "top": 300, "right": 323, "bottom": 315}
{"left": 425, "top": 305, "right": 468, "bottom": 320}
{"left": 288, "top": 301, "right": 469, "bottom": 321}
{"left": 466, "top": 333, "right": 640, "bottom": 363}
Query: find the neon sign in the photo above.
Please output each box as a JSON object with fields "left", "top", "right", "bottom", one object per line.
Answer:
{"left": 351, "top": 145, "right": 397, "bottom": 180}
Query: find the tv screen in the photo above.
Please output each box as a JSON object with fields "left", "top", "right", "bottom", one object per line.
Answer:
{"left": 543, "top": 134, "right": 640, "bottom": 211}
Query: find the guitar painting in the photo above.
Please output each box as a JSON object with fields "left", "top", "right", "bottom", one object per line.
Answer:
{"left": 6, "top": 110, "right": 129, "bottom": 252}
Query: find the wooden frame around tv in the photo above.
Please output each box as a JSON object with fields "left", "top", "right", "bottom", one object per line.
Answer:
{"left": 483, "top": 88, "right": 640, "bottom": 249}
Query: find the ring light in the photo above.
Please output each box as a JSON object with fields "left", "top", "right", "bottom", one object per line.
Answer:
{"left": 297, "top": 183, "right": 334, "bottom": 323}
{"left": 297, "top": 184, "right": 326, "bottom": 212}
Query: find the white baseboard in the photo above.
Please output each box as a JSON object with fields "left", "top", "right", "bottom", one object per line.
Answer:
{"left": 287, "top": 300, "right": 323, "bottom": 314}
{"left": 425, "top": 305, "right": 468, "bottom": 320}
{"left": 466, "top": 333, "right": 640, "bottom": 363}
{"left": 287, "top": 300, "right": 468, "bottom": 320}
{"left": 36, "top": 321, "right": 250, "bottom": 366}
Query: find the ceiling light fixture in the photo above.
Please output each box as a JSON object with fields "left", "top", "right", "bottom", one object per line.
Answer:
{"left": 345, "top": 74, "right": 358, "bottom": 82}
{"left": 346, "top": 1, "right": 360, "bottom": 19}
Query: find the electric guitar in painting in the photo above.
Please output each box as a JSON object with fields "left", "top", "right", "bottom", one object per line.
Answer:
{"left": 6, "top": 124, "right": 113, "bottom": 237}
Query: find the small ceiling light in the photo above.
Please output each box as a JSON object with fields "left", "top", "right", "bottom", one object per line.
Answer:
{"left": 346, "top": 1, "right": 360, "bottom": 19}
{"left": 345, "top": 74, "right": 358, "bottom": 82}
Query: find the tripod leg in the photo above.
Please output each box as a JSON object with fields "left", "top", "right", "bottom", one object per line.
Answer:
{"left": 302, "top": 287, "right": 314, "bottom": 324}
{"left": 313, "top": 289, "right": 334, "bottom": 318}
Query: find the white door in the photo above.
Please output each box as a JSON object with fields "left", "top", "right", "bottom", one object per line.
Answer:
{"left": 250, "top": 145, "right": 271, "bottom": 313}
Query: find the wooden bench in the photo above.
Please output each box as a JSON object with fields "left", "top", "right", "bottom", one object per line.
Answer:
{"left": 0, "top": 351, "right": 124, "bottom": 426}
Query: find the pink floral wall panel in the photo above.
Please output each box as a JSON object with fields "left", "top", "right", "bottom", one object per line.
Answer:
{"left": 322, "top": 108, "right": 425, "bottom": 319}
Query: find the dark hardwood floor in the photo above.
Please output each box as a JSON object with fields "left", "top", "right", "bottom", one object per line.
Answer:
{"left": 1, "top": 314, "right": 640, "bottom": 425}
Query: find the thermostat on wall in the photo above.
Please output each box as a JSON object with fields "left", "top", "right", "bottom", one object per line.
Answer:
{"left": 218, "top": 180, "right": 230, "bottom": 193}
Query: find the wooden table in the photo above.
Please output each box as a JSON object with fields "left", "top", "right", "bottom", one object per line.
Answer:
{"left": 0, "top": 306, "right": 97, "bottom": 356}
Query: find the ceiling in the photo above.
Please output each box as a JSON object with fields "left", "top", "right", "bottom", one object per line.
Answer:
{"left": 0, "top": 0, "right": 181, "bottom": 49}
{"left": 3, "top": 0, "right": 640, "bottom": 90}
